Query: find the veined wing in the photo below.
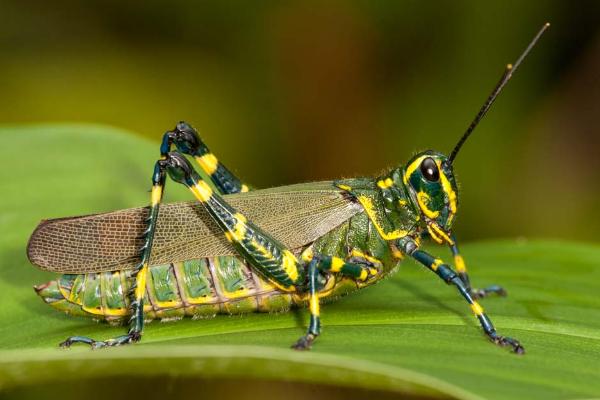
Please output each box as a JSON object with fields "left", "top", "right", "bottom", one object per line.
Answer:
{"left": 27, "top": 181, "right": 362, "bottom": 273}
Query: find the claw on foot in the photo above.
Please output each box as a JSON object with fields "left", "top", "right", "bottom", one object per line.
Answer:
{"left": 291, "top": 334, "right": 316, "bottom": 351}
{"left": 59, "top": 333, "right": 141, "bottom": 349}
{"left": 471, "top": 285, "right": 507, "bottom": 299}
{"left": 490, "top": 333, "right": 525, "bottom": 354}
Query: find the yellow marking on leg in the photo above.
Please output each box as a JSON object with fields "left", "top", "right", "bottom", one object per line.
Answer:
{"left": 282, "top": 250, "right": 299, "bottom": 282}
{"left": 190, "top": 181, "right": 214, "bottom": 203}
{"left": 330, "top": 257, "right": 345, "bottom": 272}
{"left": 471, "top": 301, "right": 484, "bottom": 316}
{"left": 151, "top": 185, "right": 163, "bottom": 205}
{"left": 251, "top": 238, "right": 275, "bottom": 261}
{"left": 431, "top": 259, "right": 443, "bottom": 271}
{"left": 350, "top": 249, "right": 382, "bottom": 265}
{"left": 454, "top": 254, "right": 466, "bottom": 273}
{"left": 195, "top": 153, "right": 219, "bottom": 175}
{"left": 309, "top": 294, "right": 320, "bottom": 317}
{"left": 417, "top": 191, "right": 440, "bottom": 219}
{"left": 358, "top": 269, "right": 369, "bottom": 281}
{"left": 398, "top": 199, "right": 408, "bottom": 206}
{"left": 134, "top": 264, "right": 148, "bottom": 301}
{"left": 233, "top": 212, "right": 247, "bottom": 223}
{"left": 357, "top": 196, "right": 408, "bottom": 240}
{"left": 241, "top": 184, "right": 250, "bottom": 193}
{"left": 376, "top": 177, "right": 394, "bottom": 189}
{"left": 228, "top": 213, "right": 248, "bottom": 242}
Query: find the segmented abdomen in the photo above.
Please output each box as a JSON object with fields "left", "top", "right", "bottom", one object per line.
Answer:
{"left": 39, "top": 256, "right": 294, "bottom": 323}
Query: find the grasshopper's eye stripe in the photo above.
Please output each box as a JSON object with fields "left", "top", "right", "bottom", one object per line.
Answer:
{"left": 438, "top": 162, "right": 458, "bottom": 214}
{"left": 403, "top": 155, "right": 429, "bottom": 185}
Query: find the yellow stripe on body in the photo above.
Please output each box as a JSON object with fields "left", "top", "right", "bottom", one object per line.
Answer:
{"left": 437, "top": 160, "right": 457, "bottom": 214}
{"left": 470, "top": 301, "right": 484, "bottom": 316}
{"left": 195, "top": 153, "right": 219, "bottom": 175}
{"left": 403, "top": 155, "right": 429, "bottom": 185}
{"left": 301, "top": 246, "right": 314, "bottom": 262}
{"left": 337, "top": 184, "right": 352, "bottom": 191}
{"left": 376, "top": 177, "right": 394, "bottom": 189}
{"left": 357, "top": 196, "right": 408, "bottom": 240}
{"left": 417, "top": 191, "right": 439, "bottom": 219}
{"left": 241, "top": 184, "right": 250, "bottom": 193}
{"left": 454, "top": 254, "right": 466, "bottom": 273}
{"left": 81, "top": 305, "right": 104, "bottom": 315}
{"left": 59, "top": 284, "right": 72, "bottom": 303}
{"left": 190, "top": 181, "right": 214, "bottom": 203}
{"left": 103, "top": 306, "right": 128, "bottom": 316}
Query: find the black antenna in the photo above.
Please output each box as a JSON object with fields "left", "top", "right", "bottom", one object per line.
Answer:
{"left": 448, "top": 22, "right": 550, "bottom": 164}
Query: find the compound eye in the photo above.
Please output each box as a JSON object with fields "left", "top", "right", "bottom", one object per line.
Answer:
{"left": 420, "top": 157, "right": 440, "bottom": 182}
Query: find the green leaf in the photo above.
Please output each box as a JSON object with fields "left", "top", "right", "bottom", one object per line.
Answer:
{"left": 1, "top": 124, "right": 599, "bottom": 399}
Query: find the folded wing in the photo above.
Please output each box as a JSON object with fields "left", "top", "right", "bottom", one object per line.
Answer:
{"left": 27, "top": 181, "right": 362, "bottom": 273}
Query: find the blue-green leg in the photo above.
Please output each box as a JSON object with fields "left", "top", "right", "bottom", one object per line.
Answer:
{"left": 159, "top": 152, "right": 379, "bottom": 351}
{"left": 399, "top": 237, "right": 524, "bottom": 354}
{"left": 60, "top": 160, "right": 167, "bottom": 349}
{"left": 291, "top": 253, "right": 378, "bottom": 350}
{"left": 161, "top": 121, "right": 250, "bottom": 194}
{"left": 449, "top": 235, "right": 506, "bottom": 299}
{"left": 291, "top": 258, "right": 320, "bottom": 350}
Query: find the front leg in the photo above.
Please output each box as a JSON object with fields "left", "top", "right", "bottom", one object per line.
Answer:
{"left": 449, "top": 236, "right": 506, "bottom": 299}
{"left": 399, "top": 237, "right": 524, "bottom": 354}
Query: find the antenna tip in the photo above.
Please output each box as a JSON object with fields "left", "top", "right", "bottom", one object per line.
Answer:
{"left": 507, "top": 63, "right": 513, "bottom": 70}
{"left": 544, "top": 22, "right": 551, "bottom": 27}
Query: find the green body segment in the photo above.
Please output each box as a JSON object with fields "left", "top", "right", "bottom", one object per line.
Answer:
{"left": 35, "top": 184, "right": 403, "bottom": 322}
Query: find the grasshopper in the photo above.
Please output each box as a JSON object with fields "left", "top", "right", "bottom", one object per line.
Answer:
{"left": 28, "top": 24, "right": 549, "bottom": 354}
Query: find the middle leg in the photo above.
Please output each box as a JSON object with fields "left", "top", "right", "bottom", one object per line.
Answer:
{"left": 162, "top": 152, "right": 378, "bottom": 350}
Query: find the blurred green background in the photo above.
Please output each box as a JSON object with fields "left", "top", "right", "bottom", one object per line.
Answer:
{"left": 1, "top": 1, "right": 599, "bottom": 240}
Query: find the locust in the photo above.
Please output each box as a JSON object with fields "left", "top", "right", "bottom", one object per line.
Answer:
{"left": 27, "top": 24, "right": 549, "bottom": 354}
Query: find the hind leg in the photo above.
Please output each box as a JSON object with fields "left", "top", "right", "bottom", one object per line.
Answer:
{"left": 161, "top": 121, "right": 250, "bottom": 194}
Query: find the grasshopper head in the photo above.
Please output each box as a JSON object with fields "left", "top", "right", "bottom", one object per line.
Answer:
{"left": 403, "top": 151, "right": 458, "bottom": 244}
